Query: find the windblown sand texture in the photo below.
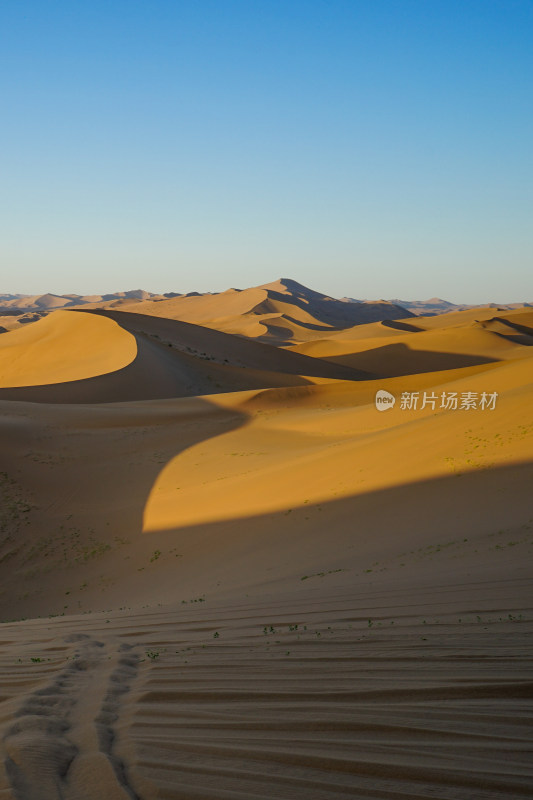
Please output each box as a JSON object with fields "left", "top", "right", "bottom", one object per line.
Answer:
{"left": 0, "top": 280, "right": 532, "bottom": 799}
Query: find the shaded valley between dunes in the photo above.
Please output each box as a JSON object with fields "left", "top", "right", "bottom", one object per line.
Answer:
{"left": 0, "top": 281, "right": 532, "bottom": 799}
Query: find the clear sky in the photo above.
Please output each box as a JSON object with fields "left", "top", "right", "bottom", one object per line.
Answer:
{"left": 1, "top": 0, "right": 531, "bottom": 302}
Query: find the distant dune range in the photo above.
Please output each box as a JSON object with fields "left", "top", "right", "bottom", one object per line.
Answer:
{"left": 0, "top": 278, "right": 532, "bottom": 799}
{"left": 2, "top": 279, "right": 530, "bottom": 340}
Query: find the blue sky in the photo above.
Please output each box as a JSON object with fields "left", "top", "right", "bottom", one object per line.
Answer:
{"left": 1, "top": 0, "right": 531, "bottom": 302}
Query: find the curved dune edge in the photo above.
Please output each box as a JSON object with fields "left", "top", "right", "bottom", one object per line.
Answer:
{"left": 0, "top": 310, "right": 138, "bottom": 387}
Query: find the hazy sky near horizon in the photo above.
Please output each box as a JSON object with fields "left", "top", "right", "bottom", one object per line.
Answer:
{"left": 1, "top": 0, "right": 531, "bottom": 303}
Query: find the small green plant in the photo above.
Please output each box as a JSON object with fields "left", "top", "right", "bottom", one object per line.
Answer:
{"left": 146, "top": 650, "right": 159, "bottom": 661}
{"left": 150, "top": 550, "right": 161, "bottom": 562}
{"left": 213, "top": 631, "right": 219, "bottom": 638}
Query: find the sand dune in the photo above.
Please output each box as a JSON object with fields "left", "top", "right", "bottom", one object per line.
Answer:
{"left": 0, "top": 283, "right": 532, "bottom": 798}
{"left": 289, "top": 308, "right": 533, "bottom": 376}
{"left": 0, "top": 309, "right": 367, "bottom": 403}
{"left": 115, "top": 278, "right": 413, "bottom": 345}
{"left": 0, "top": 310, "right": 137, "bottom": 387}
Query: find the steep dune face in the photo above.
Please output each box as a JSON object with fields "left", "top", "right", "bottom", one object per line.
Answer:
{"left": 0, "top": 288, "right": 532, "bottom": 800}
{"left": 0, "top": 310, "right": 137, "bottom": 387}
{"left": 258, "top": 278, "right": 413, "bottom": 330}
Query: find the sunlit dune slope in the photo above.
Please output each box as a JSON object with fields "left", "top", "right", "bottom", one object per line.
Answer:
{"left": 0, "top": 310, "right": 137, "bottom": 387}
{"left": 143, "top": 351, "right": 533, "bottom": 530}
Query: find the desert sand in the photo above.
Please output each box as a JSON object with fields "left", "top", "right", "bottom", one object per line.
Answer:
{"left": 0, "top": 281, "right": 532, "bottom": 799}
